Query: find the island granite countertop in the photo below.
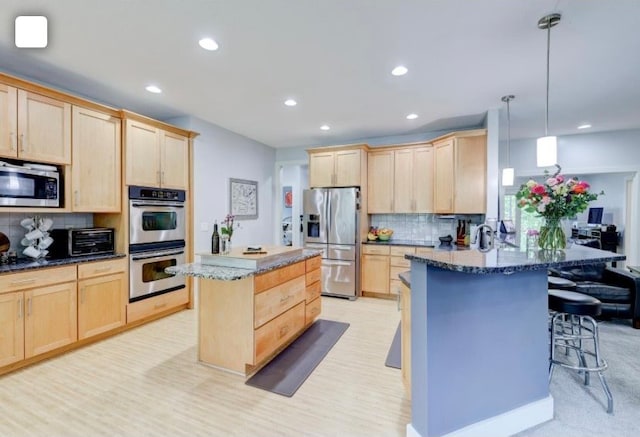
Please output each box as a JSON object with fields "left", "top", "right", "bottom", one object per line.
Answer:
{"left": 166, "top": 249, "right": 323, "bottom": 281}
{"left": 0, "top": 252, "right": 127, "bottom": 275}
{"left": 405, "top": 245, "right": 625, "bottom": 274}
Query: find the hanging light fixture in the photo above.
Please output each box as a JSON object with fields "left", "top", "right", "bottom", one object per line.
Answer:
{"left": 536, "top": 13, "right": 561, "bottom": 167}
{"left": 501, "top": 95, "right": 515, "bottom": 186}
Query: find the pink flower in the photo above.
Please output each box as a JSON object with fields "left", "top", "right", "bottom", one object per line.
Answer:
{"left": 541, "top": 196, "right": 552, "bottom": 205}
{"left": 537, "top": 204, "right": 546, "bottom": 213}
{"left": 532, "top": 184, "right": 546, "bottom": 195}
{"left": 546, "top": 177, "right": 559, "bottom": 187}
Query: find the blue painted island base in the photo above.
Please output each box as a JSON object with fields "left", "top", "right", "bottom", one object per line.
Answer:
{"left": 408, "top": 263, "right": 554, "bottom": 437}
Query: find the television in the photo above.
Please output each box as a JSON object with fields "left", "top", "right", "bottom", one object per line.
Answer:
{"left": 587, "top": 207, "right": 604, "bottom": 226}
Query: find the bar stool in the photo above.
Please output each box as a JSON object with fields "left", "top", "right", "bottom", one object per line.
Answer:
{"left": 548, "top": 276, "right": 577, "bottom": 291}
{"left": 548, "top": 289, "right": 613, "bottom": 414}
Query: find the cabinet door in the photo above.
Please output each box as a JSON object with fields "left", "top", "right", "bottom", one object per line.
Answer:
{"left": 0, "top": 84, "right": 18, "bottom": 159}
{"left": 309, "top": 152, "right": 335, "bottom": 187}
{"left": 334, "top": 149, "right": 361, "bottom": 187}
{"left": 125, "top": 119, "right": 160, "bottom": 187}
{"left": 361, "top": 254, "right": 390, "bottom": 294}
{"left": 434, "top": 140, "right": 454, "bottom": 213}
{"left": 160, "top": 130, "right": 189, "bottom": 190}
{"left": 394, "top": 148, "right": 414, "bottom": 213}
{"left": 78, "top": 272, "right": 126, "bottom": 340}
{"left": 454, "top": 135, "right": 486, "bottom": 213}
{"left": 72, "top": 106, "right": 122, "bottom": 212}
{"left": 368, "top": 150, "right": 394, "bottom": 213}
{"left": 24, "top": 282, "right": 77, "bottom": 358}
{"left": 0, "top": 291, "right": 24, "bottom": 367}
{"left": 17, "top": 90, "right": 71, "bottom": 164}
{"left": 413, "top": 147, "right": 434, "bottom": 213}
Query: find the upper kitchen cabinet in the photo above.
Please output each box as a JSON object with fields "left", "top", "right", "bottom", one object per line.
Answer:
{"left": 124, "top": 113, "right": 191, "bottom": 190}
{"left": 433, "top": 130, "right": 487, "bottom": 214}
{"left": 71, "top": 106, "right": 122, "bottom": 212}
{"left": 367, "top": 150, "right": 394, "bottom": 213}
{"left": 308, "top": 144, "right": 368, "bottom": 188}
{"left": 394, "top": 145, "right": 433, "bottom": 213}
{"left": 0, "top": 86, "right": 71, "bottom": 164}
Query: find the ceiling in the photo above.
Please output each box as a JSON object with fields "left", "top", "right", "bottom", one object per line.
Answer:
{"left": 0, "top": 0, "right": 639, "bottom": 149}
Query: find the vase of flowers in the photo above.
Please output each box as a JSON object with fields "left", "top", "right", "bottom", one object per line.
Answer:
{"left": 516, "top": 170, "right": 602, "bottom": 250}
{"left": 220, "top": 214, "right": 238, "bottom": 254}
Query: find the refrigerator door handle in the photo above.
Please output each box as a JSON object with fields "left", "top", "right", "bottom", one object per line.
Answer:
{"left": 323, "top": 260, "right": 352, "bottom": 267}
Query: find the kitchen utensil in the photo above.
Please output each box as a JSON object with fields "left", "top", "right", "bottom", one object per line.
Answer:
{"left": 39, "top": 218, "right": 53, "bottom": 232}
{"left": 20, "top": 218, "right": 35, "bottom": 229}
{"left": 25, "top": 228, "right": 44, "bottom": 241}
{"left": 23, "top": 245, "right": 41, "bottom": 259}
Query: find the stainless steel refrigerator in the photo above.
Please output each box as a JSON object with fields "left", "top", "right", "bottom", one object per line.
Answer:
{"left": 303, "top": 187, "right": 360, "bottom": 300}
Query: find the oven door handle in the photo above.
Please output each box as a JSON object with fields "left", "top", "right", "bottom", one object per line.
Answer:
{"left": 131, "top": 250, "right": 185, "bottom": 261}
{"left": 131, "top": 202, "right": 185, "bottom": 208}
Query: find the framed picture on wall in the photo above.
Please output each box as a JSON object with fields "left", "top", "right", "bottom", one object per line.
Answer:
{"left": 229, "top": 178, "right": 258, "bottom": 219}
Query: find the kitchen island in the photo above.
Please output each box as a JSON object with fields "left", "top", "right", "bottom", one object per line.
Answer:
{"left": 167, "top": 246, "right": 322, "bottom": 376}
{"left": 404, "top": 245, "right": 625, "bottom": 437}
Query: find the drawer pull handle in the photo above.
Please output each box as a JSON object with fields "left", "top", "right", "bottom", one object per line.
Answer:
{"left": 280, "top": 295, "right": 292, "bottom": 303}
{"left": 17, "top": 298, "right": 22, "bottom": 319}
{"left": 154, "top": 302, "right": 167, "bottom": 310}
{"left": 11, "top": 278, "right": 36, "bottom": 286}
{"left": 27, "top": 297, "right": 32, "bottom": 316}
{"left": 279, "top": 325, "right": 290, "bottom": 338}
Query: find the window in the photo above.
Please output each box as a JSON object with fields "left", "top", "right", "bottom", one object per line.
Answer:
{"left": 503, "top": 192, "right": 544, "bottom": 247}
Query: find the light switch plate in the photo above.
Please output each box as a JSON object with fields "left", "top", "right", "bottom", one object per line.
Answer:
{"left": 200, "top": 222, "right": 208, "bottom": 232}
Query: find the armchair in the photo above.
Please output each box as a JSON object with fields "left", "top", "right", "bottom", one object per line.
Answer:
{"left": 549, "top": 263, "right": 640, "bottom": 329}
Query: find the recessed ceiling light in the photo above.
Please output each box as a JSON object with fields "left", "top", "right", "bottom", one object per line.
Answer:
{"left": 406, "top": 113, "right": 418, "bottom": 120}
{"left": 320, "top": 125, "right": 330, "bottom": 131}
{"left": 577, "top": 123, "right": 592, "bottom": 130}
{"left": 391, "top": 65, "right": 408, "bottom": 76}
{"left": 284, "top": 99, "right": 297, "bottom": 107}
{"left": 145, "top": 85, "right": 162, "bottom": 94}
{"left": 198, "top": 38, "right": 219, "bottom": 51}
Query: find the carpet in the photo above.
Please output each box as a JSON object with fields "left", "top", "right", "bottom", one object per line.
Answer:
{"left": 385, "top": 322, "right": 401, "bottom": 369}
{"left": 245, "top": 319, "right": 349, "bottom": 397}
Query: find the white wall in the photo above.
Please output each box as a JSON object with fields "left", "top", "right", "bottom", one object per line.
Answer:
{"left": 166, "top": 116, "right": 276, "bottom": 254}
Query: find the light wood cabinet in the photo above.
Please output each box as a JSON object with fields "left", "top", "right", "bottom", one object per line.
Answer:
{"left": 77, "top": 259, "right": 127, "bottom": 340}
{"left": 0, "top": 291, "right": 24, "bottom": 367}
{"left": 71, "top": 106, "right": 122, "bottom": 212}
{"left": 433, "top": 131, "right": 486, "bottom": 214}
{"left": 367, "top": 150, "right": 394, "bottom": 213}
{"left": 198, "top": 258, "right": 320, "bottom": 376}
{"left": 126, "top": 287, "right": 189, "bottom": 324}
{"left": 0, "top": 87, "right": 71, "bottom": 164}
{"left": 125, "top": 119, "right": 189, "bottom": 189}
{"left": 389, "top": 246, "right": 415, "bottom": 296}
{"left": 362, "top": 245, "right": 390, "bottom": 294}
{"left": 394, "top": 146, "right": 434, "bottom": 213}
{"left": 309, "top": 147, "right": 364, "bottom": 187}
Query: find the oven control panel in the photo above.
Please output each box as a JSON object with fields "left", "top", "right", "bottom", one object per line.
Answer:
{"left": 129, "top": 186, "right": 186, "bottom": 202}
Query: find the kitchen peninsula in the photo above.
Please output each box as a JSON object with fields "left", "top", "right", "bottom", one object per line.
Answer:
{"left": 404, "top": 245, "right": 625, "bottom": 437}
{"left": 167, "top": 246, "right": 322, "bottom": 376}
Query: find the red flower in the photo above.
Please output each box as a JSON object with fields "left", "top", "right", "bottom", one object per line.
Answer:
{"left": 572, "top": 181, "right": 590, "bottom": 194}
{"left": 531, "top": 184, "right": 546, "bottom": 195}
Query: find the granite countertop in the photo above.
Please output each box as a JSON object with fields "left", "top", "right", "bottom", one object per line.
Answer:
{"left": 398, "top": 270, "right": 411, "bottom": 287}
{"left": 405, "top": 245, "right": 625, "bottom": 274}
{"left": 166, "top": 249, "right": 323, "bottom": 281}
{"left": 363, "top": 239, "right": 436, "bottom": 248}
{"left": 0, "top": 252, "right": 127, "bottom": 274}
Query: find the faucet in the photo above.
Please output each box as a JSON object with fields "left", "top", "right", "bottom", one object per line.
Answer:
{"left": 475, "top": 224, "right": 495, "bottom": 252}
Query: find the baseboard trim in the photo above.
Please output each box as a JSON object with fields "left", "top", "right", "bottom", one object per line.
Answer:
{"left": 406, "top": 396, "right": 554, "bottom": 437}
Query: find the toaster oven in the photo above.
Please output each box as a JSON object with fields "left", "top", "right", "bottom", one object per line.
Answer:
{"left": 48, "top": 227, "right": 115, "bottom": 258}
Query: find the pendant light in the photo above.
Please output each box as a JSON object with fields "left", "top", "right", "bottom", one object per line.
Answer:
{"left": 501, "top": 95, "right": 515, "bottom": 186}
{"left": 536, "top": 13, "right": 561, "bottom": 167}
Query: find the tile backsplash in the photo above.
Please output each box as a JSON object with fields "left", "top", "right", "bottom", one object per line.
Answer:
{"left": 370, "top": 213, "right": 486, "bottom": 241}
{"left": 0, "top": 212, "right": 93, "bottom": 255}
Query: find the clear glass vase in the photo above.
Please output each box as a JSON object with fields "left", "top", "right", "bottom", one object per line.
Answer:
{"left": 539, "top": 218, "right": 566, "bottom": 250}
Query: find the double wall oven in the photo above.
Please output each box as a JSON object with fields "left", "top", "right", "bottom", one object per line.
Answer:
{"left": 129, "top": 186, "right": 186, "bottom": 302}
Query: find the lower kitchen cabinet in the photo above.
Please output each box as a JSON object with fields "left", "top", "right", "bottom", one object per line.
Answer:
{"left": 126, "top": 288, "right": 189, "bottom": 324}
{"left": 78, "top": 259, "right": 127, "bottom": 340}
{"left": 0, "top": 291, "right": 24, "bottom": 367}
{"left": 305, "top": 256, "right": 322, "bottom": 325}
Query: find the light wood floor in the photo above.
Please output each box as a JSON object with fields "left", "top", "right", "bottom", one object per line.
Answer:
{"left": 0, "top": 296, "right": 410, "bottom": 437}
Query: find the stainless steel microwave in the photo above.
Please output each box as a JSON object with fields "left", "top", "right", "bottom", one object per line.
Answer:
{"left": 0, "top": 164, "right": 60, "bottom": 207}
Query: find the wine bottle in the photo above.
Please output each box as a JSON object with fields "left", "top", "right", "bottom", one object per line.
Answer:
{"left": 211, "top": 221, "right": 220, "bottom": 254}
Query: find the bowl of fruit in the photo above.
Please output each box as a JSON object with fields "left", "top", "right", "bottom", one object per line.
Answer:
{"left": 377, "top": 228, "right": 394, "bottom": 241}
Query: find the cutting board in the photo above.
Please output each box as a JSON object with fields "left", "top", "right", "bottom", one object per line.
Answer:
{"left": 199, "top": 245, "right": 303, "bottom": 269}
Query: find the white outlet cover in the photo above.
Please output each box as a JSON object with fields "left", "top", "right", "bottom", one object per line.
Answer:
{"left": 200, "top": 222, "right": 209, "bottom": 232}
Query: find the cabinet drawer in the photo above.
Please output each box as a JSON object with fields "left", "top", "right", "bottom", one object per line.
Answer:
{"left": 390, "top": 256, "right": 411, "bottom": 268}
{"left": 305, "top": 279, "right": 321, "bottom": 302}
{"left": 78, "top": 258, "right": 127, "bottom": 279}
{"left": 254, "top": 276, "right": 305, "bottom": 328}
{"left": 305, "top": 297, "right": 322, "bottom": 325}
{"left": 305, "top": 268, "right": 321, "bottom": 286}
{"left": 126, "top": 288, "right": 189, "bottom": 324}
{"left": 306, "top": 256, "right": 321, "bottom": 272}
{"left": 362, "top": 245, "right": 390, "bottom": 255}
{"left": 254, "top": 261, "right": 305, "bottom": 293}
{"left": 390, "top": 266, "right": 408, "bottom": 282}
{"left": 390, "top": 246, "right": 416, "bottom": 257}
{"left": 254, "top": 302, "right": 305, "bottom": 364}
{"left": 0, "top": 265, "right": 76, "bottom": 293}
